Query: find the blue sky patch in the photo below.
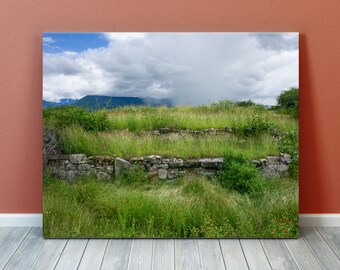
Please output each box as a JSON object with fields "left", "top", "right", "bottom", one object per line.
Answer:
{"left": 43, "top": 33, "right": 109, "bottom": 53}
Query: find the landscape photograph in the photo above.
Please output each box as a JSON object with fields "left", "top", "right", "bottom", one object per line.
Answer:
{"left": 43, "top": 32, "right": 299, "bottom": 238}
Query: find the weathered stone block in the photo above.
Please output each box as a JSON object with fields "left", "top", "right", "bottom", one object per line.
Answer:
{"left": 183, "top": 159, "right": 201, "bottom": 168}
{"left": 157, "top": 163, "right": 169, "bottom": 169}
{"left": 115, "top": 157, "right": 132, "bottom": 178}
{"left": 78, "top": 164, "right": 91, "bottom": 171}
{"left": 70, "top": 154, "right": 87, "bottom": 164}
{"left": 88, "top": 156, "right": 114, "bottom": 165}
{"left": 199, "top": 158, "right": 224, "bottom": 168}
{"left": 167, "top": 169, "right": 179, "bottom": 179}
{"left": 97, "top": 172, "right": 111, "bottom": 180}
{"left": 168, "top": 158, "right": 184, "bottom": 168}
{"left": 158, "top": 169, "right": 168, "bottom": 180}
{"left": 144, "top": 155, "right": 162, "bottom": 164}
{"left": 280, "top": 153, "right": 292, "bottom": 164}
{"left": 266, "top": 156, "right": 281, "bottom": 165}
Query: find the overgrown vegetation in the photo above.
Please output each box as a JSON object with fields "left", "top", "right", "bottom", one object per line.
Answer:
{"left": 43, "top": 95, "right": 299, "bottom": 238}
{"left": 218, "top": 152, "right": 265, "bottom": 197}
{"left": 60, "top": 126, "right": 278, "bottom": 159}
{"left": 43, "top": 106, "right": 110, "bottom": 132}
{"left": 43, "top": 174, "right": 298, "bottom": 238}
{"left": 275, "top": 87, "right": 299, "bottom": 118}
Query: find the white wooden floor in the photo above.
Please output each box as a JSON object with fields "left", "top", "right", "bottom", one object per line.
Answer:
{"left": 0, "top": 227, "right": 339, "bottom": 269}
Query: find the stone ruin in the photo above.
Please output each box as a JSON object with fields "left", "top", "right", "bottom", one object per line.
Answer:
{"left": 46, "top": 153, "right": 292, "bottom": 182}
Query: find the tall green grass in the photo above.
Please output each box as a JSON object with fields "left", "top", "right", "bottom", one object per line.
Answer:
{"left": 61, "top": 126, "right": 279, "bottom": 159}
{"left": 43, "top": 174, "right": 298, "bottom": 238}
{"left": 105, "top": 105, "right": 298, "bottom": 132}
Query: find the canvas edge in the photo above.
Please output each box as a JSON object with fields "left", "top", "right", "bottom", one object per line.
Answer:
{"left": 0, "top": 214, "right": 339, "bottom": 227}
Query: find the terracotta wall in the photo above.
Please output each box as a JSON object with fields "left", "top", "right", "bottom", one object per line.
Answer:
{"left": 0, "top": 0, "right": 339, "bottom": 213}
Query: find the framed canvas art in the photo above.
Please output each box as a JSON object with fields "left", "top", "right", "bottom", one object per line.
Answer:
{"left": 43, "top": 32, "right": 299, "bottom": 238}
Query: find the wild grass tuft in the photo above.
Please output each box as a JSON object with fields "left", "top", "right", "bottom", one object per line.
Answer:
{"left": 43, "top": 174, "right": 298, "bottom": 238}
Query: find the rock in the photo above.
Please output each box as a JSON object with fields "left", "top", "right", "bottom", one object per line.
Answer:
{"left": 115, "top": 157, "right": 132, "bottom": 178}
{"left": 260, "top": 159, "right": 267, "bottom": 166}
{"left": 280, "top": 153, "right": 292, "bottom": 164}
{"left": 195, "top": 168, "right": 217, "bottom": 177}
{"left": 158, "top": 169, "right": 168, "bottom": 180}
{"left": 183, "top": 159, "right": 201, "bottom": 168}
{"left": 151, "top": 130, "right": 160, "bottom": 135}
{"left": 225, "top": 127, "right": 232, "bottom": 132}
{"left": 97, "top": 172, "right": 111, "bottom": 180}
{"left": 266, "top": 156, "right": 281, "bottom": 165}
{"left": 167, "top": 169, "right": 179, "bottom": 179}
{"left": 69, "top": 154, "right": 87, "bottom": 164}
{"left": 88, "top": 156, "right": 114, "bottom": 165}
{"left": 78, "top": 164, "right": 91, "bottom": 172}
{"left": 159, "top": 128, "right": 173, "bottom": 134}
{"left": 65, "top": 162, "right": 77, "bottom": 171}
{"left": 199, "top": 158, "right": 224, "bottom": 168}
{"left": 261, "top": 164, "right": 289, "bottom": 179}
{"left": 205, "top": 128, "right": 216, "bottom": 134}
{"left": 144, "top": 155, "right": 162, "bottom": 164}
{"left": 168, "top": 158, "right": 184, "bottom": 168}
{"left": 157, "top": 163, "right": 169, "bottom": 169}
{"left": 179, "top": 130, "right": 190, "bottom": 135}
{"left": 130, "top": 157, "right": 144, "bottom": 164}
{"left": 66, "top": 170, "right": 78, "bottom": 182}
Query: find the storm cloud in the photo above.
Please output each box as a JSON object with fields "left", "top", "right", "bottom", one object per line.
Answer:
{"left": 43, "top": 32, "right": 298, "bottom": 105}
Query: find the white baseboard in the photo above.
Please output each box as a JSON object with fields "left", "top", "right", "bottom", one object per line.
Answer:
{"left": 0, "top": 214, "right": 339, "bottom": 227}
{"left": 299, "top": 214, "right": 340, "bottom": 227}
{"left": 0, "top": 214, "right": 42, "bottom": 227}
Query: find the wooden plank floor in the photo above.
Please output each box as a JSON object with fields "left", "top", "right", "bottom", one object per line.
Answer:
{"left": 0, "top": 227, "right": 339, "bottom": 269}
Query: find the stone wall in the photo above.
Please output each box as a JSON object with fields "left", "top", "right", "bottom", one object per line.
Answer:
{"left": 46, "top": 153, "right": 291, "bottom": 182}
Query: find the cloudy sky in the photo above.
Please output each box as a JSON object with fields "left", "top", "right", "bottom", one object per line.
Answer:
{"left": 43, "top": 32, "right": 298, "bottom": 105}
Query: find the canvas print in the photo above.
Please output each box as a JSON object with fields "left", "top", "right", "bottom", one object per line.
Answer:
{"left": 43, "top": 32, "right": 299, "bottom": 238}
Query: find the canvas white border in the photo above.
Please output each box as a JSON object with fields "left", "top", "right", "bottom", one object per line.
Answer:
{"left": 0, "top": 214, "right": 340, "bottom": 227}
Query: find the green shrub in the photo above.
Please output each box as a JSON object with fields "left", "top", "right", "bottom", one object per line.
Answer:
{"left": 233, "top": 113, "right": 272, "bottom": 137}
{"left": 43, "top": 106, "right": 110, "bottom": 132}
{"left": 278, "top": 130, "right": 299, "bottom": 177}
{"left": 277, "top": 87, "right": 299, "bottom": 118}
{"left": 218, "top": 152, "right": 265, "bottom": 196}
{"left": 236, "top": 100, "right": 255, "bottom": 107}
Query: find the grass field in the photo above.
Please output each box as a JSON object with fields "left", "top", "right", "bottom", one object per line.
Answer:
{"left": 43, "top": 102, "right": 299, "bottom": 238}
{"left": 43, "top": 174, "right": 298, "bottom": 238}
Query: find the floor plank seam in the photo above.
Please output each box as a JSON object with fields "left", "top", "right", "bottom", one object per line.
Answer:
{"left": 54, "top": 239, "right": 69, "bottom": 270}
{"left": 259, "top": 240, "right": 271, "bottom": 270}
{"left": 315, "top": 227, "right": 340, "bottom": 261}
{"left": 282, "top": 239, "right": 301, "bottom": 270}
{"left": 3, "top": 227, "right": 32, "bottom": 270}
{"left": 28, "top": 237, "right": 47, "bottom": 270}
{"left": 218, "top": 239, "right": 227, "bottom": 270}
{"left": 300, "top": 228, "right": 326, "bottom": 270}
{"left": 239, "top": 240, "right": 251, "bottom": 270}
{"left": 76, "top": 239, "right": 89, "bottom": 270}
{"left": 259, "top": 239, "right": 273, "bottom": 270}
{"left": 99, "top": 239, "right": 110, "bottom": 270}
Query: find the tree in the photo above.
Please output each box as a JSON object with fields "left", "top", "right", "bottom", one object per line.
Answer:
{"left": 277, "top": 87, "right": 299, "bottom": 118}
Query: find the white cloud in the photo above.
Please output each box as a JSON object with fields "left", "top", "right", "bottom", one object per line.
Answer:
{"left": 43, "top": 37, "right": 55, "bottom": 44}
{"left": 43, "top": 33, "right": 298, "bottom": 105}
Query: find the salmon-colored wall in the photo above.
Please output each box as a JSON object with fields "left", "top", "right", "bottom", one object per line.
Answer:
{"left": 0, "top": 0, "right": 339, "bottom": 214}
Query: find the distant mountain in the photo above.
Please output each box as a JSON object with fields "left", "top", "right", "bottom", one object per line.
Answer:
{"left": 43, "top": 98, "right": 78, "bottom": 109}
{"left": 73, "top": 95, "right": 172, "bottom": 109}
{"left": 43, "top": 95, "right": 172, "bottom": 110}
